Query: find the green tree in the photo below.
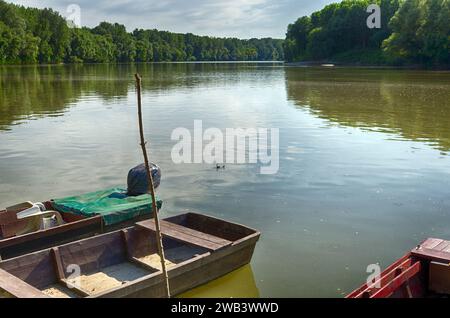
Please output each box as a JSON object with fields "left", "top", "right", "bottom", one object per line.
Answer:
{"left": 284, "top": 0, "right": 448, "bottom": 66}
{"left": 93, "top": 22, "right": 136, "bottom": 62}
{"left": 284, "top": 16, "right": 311, "bottom": 61}
{"left": 383, "top": 0, "right": 449, "bottom": 65}
{"left": 416, "top": 0, "right": 450, "bottom": 65}
{"left": 0, "top": 0, "right": 284, "bottom": 64}
{"left": 383, "top": 0, "right": 423, "bottom": 62}
{"left": 32, "top": 8, "right": 70, "bottom": 63}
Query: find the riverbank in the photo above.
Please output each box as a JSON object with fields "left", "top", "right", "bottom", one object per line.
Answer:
{"left": 2, "top": 60, "right": 448, "bottom": 71}
{"left": 285, "top": 61, "right": 450, "bottom": 70}
{"left": 0, "top": 61, "right": 284, "bottom": 67}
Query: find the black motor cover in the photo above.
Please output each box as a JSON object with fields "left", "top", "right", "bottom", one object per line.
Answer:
{"left": 127, "top": 163, "right": 161, "bottom": 196}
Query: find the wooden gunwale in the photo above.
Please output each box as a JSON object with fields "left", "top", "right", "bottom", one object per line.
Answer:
{"left": 0, "top": 207, "right": 156, "bottom": 260}
{"left": 0, "top": 215, "right": 103, "bottom": 250}
{"left": 346, "top": 253, "right": 411, "bottom": 298}
{"left": 371, "top": 261, "right": 421, "bottom": 298}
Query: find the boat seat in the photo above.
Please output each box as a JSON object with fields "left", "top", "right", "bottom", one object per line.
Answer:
{"left": 136, "top": 219, "right": 232, "bottom": 252}
{"left": 411, "top": 238, "right": 450, "bottom": 263}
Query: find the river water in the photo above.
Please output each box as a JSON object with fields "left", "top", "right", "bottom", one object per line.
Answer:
{"left": 1, "top": 63, "right": 450, "bottom": 297}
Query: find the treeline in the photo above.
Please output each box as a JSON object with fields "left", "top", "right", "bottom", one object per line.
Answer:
{"left": 0, "top": 0, "right": 284, "bottom": 64}
{"left": 284, "top": 0, "right": 450, "bottom": 66}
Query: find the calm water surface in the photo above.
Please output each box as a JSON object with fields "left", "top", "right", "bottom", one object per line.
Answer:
{"left": 1, "top": 63, "right": 450, "bottom": 297}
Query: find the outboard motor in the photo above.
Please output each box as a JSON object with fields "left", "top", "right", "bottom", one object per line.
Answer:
{"left": 127, "top": 163, "right": 161, "bottom": 196}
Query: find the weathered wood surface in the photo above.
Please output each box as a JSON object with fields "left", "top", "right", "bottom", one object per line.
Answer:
{"left": 353, "top": 257, "right": 414, "bottom": 298}
{"left": 429, "top": 262, "right": 450, "bottom": 295}
{"left": 0, "top": 212, "right": 260, "bottom": 298}
{"left": 0, "top": 249, "right": 55, "bottom": 289}
{"left": 0, "top": 200, "right": 153, "bottom": 260}
{"left": 92, "top": 236, "right": 258, "bottom": 298}
{"left": 371, "top": 261, "right": 421, "bottom": 298}
{"left": 0, "top": 268, "right": 48, "bottom": 298}
{"left": 348, "top": 237, "right": 450, "bottom": 298}
{"left": 166, "top": 213, "right": 256, "bottom": 242}
{"left": 0, "top": 208, "right": 29, "bottom": 239}
{"left": 136, "top": 219, "right": 232, "bottom": 251}
{"left": 58, "top": 231, "right": 126, "bottom": 274}
{"left": 90, "top": 213, "right": 260, "bottom": 298}
{"left": 412, "top": 238, "right": 450, "bottom": 262}
{"left": 51, "top": 247, "right": 65, "bottom": 281}
{"left": 0, "top": 215, "right": 102, "bottom": 250}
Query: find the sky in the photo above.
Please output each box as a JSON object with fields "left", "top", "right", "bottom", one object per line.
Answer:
{"left": 8, "top": 0, "right": 338, "bottom": 39}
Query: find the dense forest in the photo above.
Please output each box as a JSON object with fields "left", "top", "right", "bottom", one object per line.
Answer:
{"left": 284, "top": 0, "right": 450, "bottom": 66}
{"left": 2, "top": 0, "right": 448, "bottom": 66}
{"left": 0, "top": 0, "right": 284, "bottom": 64}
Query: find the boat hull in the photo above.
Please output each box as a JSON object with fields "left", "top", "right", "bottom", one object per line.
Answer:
{"left": 347, "top": 238, "right": 450, "bottom": 298}
{"left": 0, "top": 212, "right": 260, "bottom": 298}
{"left": 97, "top": 234, "right": 258, "bottom": 298}
{"left": 0, "top": 205, "right": 152, "bottom": 260}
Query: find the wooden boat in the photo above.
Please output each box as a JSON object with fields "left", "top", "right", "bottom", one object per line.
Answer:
{"left": 0, "top": 191, "right": 161, "bottom": 260}
{"left": 0, "top": 212, "right": 260, "bottom": 298}
{"left": 347, "top": 238, "right": 450, "bottom": 298}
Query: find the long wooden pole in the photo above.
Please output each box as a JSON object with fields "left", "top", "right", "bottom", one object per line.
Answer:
{"left": 134, "top": 73, "right": 171, "bottom": 298}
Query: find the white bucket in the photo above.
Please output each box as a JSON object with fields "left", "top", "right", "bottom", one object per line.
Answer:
{"left": 40, "top": 215, "right": 59, "bottom": 230}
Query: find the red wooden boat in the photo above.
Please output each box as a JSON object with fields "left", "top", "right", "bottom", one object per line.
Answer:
{"left": 347, "top": 238, "right": 450, "bottom": 298}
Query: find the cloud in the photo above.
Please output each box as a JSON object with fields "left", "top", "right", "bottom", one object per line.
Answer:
{"left": 8, "top": 0, "right": 337, "bottom": 38}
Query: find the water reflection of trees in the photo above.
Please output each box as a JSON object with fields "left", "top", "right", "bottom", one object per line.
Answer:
{"left": 0, "top": 63, "right": 281, "bottom": 130}
{"left": 285, "top": 68, "right": 450, "bottom": 152}
{"left": 0, "top": 64, "right": 130, "bottom": 130}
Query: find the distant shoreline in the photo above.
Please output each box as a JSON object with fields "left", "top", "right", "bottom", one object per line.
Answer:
{"left": 0, "top": 61, "right": 284, "bottom": 67}
{"left": 284, "top": 61, "right": 450, "bottom": 71}
{"left": 1, "top": 61, "right": 449, "bottom": 71}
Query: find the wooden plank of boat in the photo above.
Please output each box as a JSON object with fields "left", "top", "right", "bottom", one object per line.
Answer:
{"left": 0, "top": 210, "right": 103, "bottom": 260}
{"left": 92, "top": 230, "right": 258, "bottom": 298}
{"left": 0, "top": 215, "right": 102, "bottom": 250}
{"left": 411, "top": 238, "right": 450, "bottom": 263}
{"left": 136, "top": 219, "right": 232, "bottom": 251}
{"left": 351, "top": 256, "right": 414, "bottom": 298}
{"left": 347, "top": 255, "right": 425, "bottom": 299}
{"left": 348, "top": 237, "right": 450, "bottom": 298}
{"left": 370, "top": 261, "right": 421, "bottom": 298}
{"left": 0, "top": 201, "right": 156, "bottom": 260}
{"left": 429, "top": 262, "right": 450, "bottom": 295}
{"left": 0, "top": 268, "right": 49, "bottom": 298}
{"left": 0, "top": 212, "right": 260, "bottom": 298}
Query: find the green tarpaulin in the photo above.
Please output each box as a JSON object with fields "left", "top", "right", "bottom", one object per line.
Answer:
{"left": 51, "top": 187, "right": 162, "bottom": 226}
